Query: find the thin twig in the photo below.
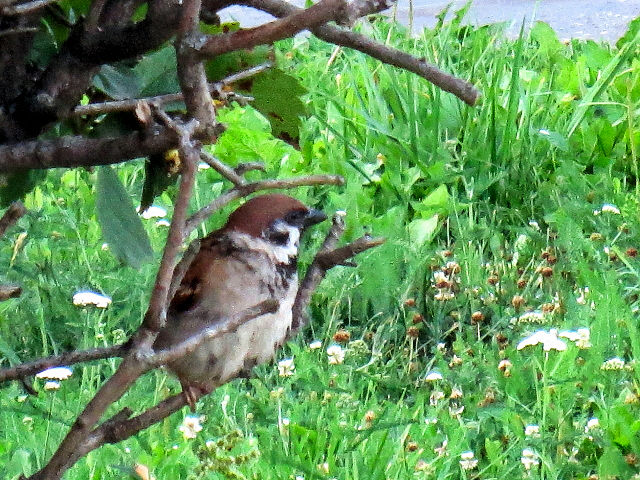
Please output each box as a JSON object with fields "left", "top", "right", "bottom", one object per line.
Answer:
{"left": 69, "top": 63, "right": 273, "bottom": 118}
{"left": 0, "top": 26, "right": 38, "bottom": 37}
{"left": 0, "top": 201, "right": 27, "bottom": 238}
{"left": 234, "top": 162, "right": 265, "bottom": 176}
{"left": 198, "top": 0, "right": 346, "bottom": 58}
{"left": 29, "top": 115, "right": 200, "bottom": 480}
{"left": 152, "top": 299, "right": 279, "bottom": 366}
{"left": 239, "top": 0, "right": 480, "bottom": 105}
{"left": 0, "top": 345, "right": 126, "bottom": 383}
{"left": 185, "top": 174, "right": 345, "bottom": 235}
{"left": 200, "top": 151, "right": 245, "bottom": 185}
{"left": 291, "top": 213, "right": 385, "bottom": 332}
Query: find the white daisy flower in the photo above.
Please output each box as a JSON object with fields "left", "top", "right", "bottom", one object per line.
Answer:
{"left": 521, "top": 448, "right": 539, "bottom": 470}
{"left": 36, "top": 366, "right": 73, "bottom": 380}
{"left": 459, "top": 451, "right": 478, "bottom": 470}
{"left": 179, "top": 415, "right": 203, "bottom": 440}
{"left": 277, "top": 358, "right": 295, "bottom": 377}
{"left": 424, "top": 371, "right": 443, "bottom": 382}
{"left": 601, "top": 357, "right": 626, "bottom": 370}
{"left": 72, "top": 291, "right": 112, "bottom": 308}
{"left": 326, "top": 345, "right": 345, "bottom": 365}
{"left": 601, "top": 203, "right": 621, "bottom": 215}
{"left": 44, "top": 381, "right": 60, "bottom": 391}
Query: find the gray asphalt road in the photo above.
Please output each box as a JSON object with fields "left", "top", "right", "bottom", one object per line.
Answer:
{"left": 220, "top": 0, "right": 640, "bottom": 42}
{"left": 392, "top": 0, "right": 640, "bottom": 42}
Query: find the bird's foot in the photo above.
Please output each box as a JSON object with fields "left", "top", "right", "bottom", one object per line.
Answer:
{"left": 181, "top": 381, "right": 212, "bottom": 412}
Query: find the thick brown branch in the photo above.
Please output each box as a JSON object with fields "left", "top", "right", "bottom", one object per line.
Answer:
{"left": 239, "top": 0, "right": 480, "bottom": 105}
{"left": 0, "top": 201, "right": 27, "bottom": 237}
{"left": 0, "top": 344, "right": 125, "bottom": 382}
{"left": 175, "top": 0, "right": 217, "bottom": 131}
{"left": 0, "top": 127, "right": 181, "bottom": 173}
{"left": 198, "top": 0, "right": 346, "bottom": 58}
{"left": 185, "top": 174, "right": 345, "bottom": 234}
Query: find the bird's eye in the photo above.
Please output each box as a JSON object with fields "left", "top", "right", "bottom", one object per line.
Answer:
{"left": 267, "top": 230, "right": 290, "bottom": 245}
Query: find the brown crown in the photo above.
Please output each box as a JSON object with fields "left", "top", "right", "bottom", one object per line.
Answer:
{"left": 222, "top": 194, "right": 310, "bottom": 238}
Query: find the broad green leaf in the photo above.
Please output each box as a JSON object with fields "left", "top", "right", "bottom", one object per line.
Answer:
{"left": 134, "top": 45, "right": 180, "bottom": 97}
{"left": 530, "top": 21, "right": 562, "bottom": 58}
{"left": 597, "top": 446, "right": 631, "bottom": 478}
{"left": 93, "top": 64, "right": 141, "bottom": 100}
{"left": 412, "top": 184, "right": 450, "bottom": 218}
{"left": 535, "top": 128, "right": 569, "bottom": 152}
{"left": 96, "top": 166, "right": 153, "bottom": 268}
{"left": 250, "top": 69, "right": 307, "bottom": 143}
{"left": 408, "top": 215, "right": 439, "bottom": 248}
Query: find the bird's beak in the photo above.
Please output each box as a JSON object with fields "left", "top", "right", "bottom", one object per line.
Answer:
{"left": 303, "top": 208, "right": 327, "bottom": 227}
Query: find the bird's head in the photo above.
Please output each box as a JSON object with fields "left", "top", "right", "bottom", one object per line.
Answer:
{"left": 223, "top": 194, "right": 326, "bottom": 260}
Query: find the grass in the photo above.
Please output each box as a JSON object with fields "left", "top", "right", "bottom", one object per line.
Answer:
{"left": 3, "top": 6, "right": 640, "bottom": 479}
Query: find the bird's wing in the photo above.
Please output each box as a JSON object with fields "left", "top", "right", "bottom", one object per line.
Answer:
{"left": 169, "top": 233, "right": 233, "bottom": 314}
{"left": 154, "top": 234, "right": 234, "bottom": 351}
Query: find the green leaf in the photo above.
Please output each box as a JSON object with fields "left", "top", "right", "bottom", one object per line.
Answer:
{"left": 412, "top": 184, "right": 450, "bottom": 218}
{"left": 140, "top": 153, "right": 179, "bottom": 213}
{"left": 134, "top": 45, "right": 180, "bottom": 97}
{"left": 597, "top": 446, "right": 630, "bottom": 478}
{"left": 567, "top": 27, "right": 640, "bottom": 137}
{"left": 96, "top": 166, "right": 153, "bottom": 269}
{"left": 530, "top": 21, "right": 562, "bottom": 58}
{"left": 93, "top": 64, "right": 141, "bottom": 100}
{"left": 250, "top": 68, "right": 307, "bottom": 143}
{"left": 408, "top": 215, "right": 439, "bottom": 248}
{"left": 535, "top": 128, "right": 569, "bottom": 152}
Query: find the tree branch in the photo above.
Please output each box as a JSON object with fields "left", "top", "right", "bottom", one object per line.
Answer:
{"left": 198, "top": 0, "right": 346, "bottom": 58}
{"left": 238, "top": 0, "right": 480, "bottom": 105}
{"left": 291, "top": 213, "right": 385, "bottom": 332}
{"left": 29, "top": 112, "right": 200, "bottom": 480}
{"left": 0, "top": 127, "right": 182, "bottom": 173}
{"left": 0, "top": 284, "right": 22, "bottom": 302}
{"left": 68, "top": 62, "right": 273, "bottom": 118}
{"left": 0, "top": 344, "right": 125, "bottom": 382}
{"left": 175, "top": 0, "right": 217, "bottom": 132}
{"left": 0, "top": 201, "right": 27, "bottom": 237}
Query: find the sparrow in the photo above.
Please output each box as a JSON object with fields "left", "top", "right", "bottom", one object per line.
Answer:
{"left": 154, "top": 193, "right": 326, "bottom": 410}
